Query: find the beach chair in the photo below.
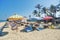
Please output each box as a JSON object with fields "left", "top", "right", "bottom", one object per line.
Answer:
{"left": 0, "top": 26, "right": 7, "bottom": 36}
{"left": 10, "top": 22, "right": 17, "bottom": 30}
{"left": 0, "top": 22, "right": 8, "bottom": 36}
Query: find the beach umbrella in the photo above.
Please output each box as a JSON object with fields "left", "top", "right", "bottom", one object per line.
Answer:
{"left": 43, "top": 16, "right": 53, "bottom": 20}
{"left": 43, "top": 16, "right": 53, "bottom": 23}
{"left": 8, "top": 14, "right": 24, "bottom": 21}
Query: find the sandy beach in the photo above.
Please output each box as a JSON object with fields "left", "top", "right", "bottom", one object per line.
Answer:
{"left": 0, "top": 22, "right": 60, "bottom": 40}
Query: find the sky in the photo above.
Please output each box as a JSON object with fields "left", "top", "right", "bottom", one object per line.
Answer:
{"left": 0, "top": 0, "right": 59, "bottom": 20}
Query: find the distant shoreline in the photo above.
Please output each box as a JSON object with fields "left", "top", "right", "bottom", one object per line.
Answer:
{"left": 0, "top": 20, "right": 7, "bottom": 22}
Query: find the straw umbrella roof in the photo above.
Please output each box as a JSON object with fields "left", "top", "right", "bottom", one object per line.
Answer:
{"left": 8, "top": 14, "right": 24, "bottom": 20}
{"left": 9, "top": 14, "right": 23, "bottom": 18}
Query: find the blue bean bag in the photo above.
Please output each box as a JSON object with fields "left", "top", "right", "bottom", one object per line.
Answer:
{"left": 24, "top": 26, "right": 33, "bottom": 32}
{"left": 36, "top": 27, "right": 44, "bottom": 31}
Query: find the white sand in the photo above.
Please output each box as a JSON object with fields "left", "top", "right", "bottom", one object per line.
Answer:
{"left": 0, "top": 22, "right": 6, "bottom": 27}
{"left": 0, "top": 22, "right": 60, "bottom": 40}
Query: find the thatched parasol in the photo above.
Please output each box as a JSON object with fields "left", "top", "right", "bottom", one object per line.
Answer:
{"left": 7, "top": 14, "right": 24, "bottom": 21}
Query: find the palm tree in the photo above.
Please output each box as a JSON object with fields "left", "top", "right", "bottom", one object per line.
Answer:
{"left": 35, "top": 4, "right": 42, "bottom": 17}
{"left": 42, "top": 7, "right": 51, "bottom": 16}
{"left": 50, "top": 5, "right": 56, "bottom": 13}
{"left": 29, "top": 15, "right": 31, "bottom": 18}
{"left": 50, "top": 5, "right": 56, "bottom": 17}
{"left": 35, "top": 4, "right": 41, "bottom": 9}
{"left": 56, "top": 0, "right": 60, "bottom": 11}
{"left": 33, "top": 10, "right": 38, "bottom": 16}
{"left": 42, "top": 7, "right": 46, "bottom": 13}
{"left": 49, "top": 5, "right": 57, "bottom": 25}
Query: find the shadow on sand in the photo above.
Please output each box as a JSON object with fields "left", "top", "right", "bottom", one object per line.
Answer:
{"left": 0, "top": 32, "right": 8, "bottom": 37}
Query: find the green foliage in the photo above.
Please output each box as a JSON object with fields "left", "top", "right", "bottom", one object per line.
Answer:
{"left": 50, "top": 5, "right": 56, "bottom": 13}
{"left": 32, "top": 4, "right": 60, "bottom": 17}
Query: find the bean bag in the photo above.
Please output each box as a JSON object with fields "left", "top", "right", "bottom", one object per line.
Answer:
{"left": 24, "top": 26, "right": 33, "bottom": 32}
{"left": 48, "top": 25, "right": 55, "bottom": 29}
{"left": 36, "top": 27, "right": 44, "bottom": 31}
